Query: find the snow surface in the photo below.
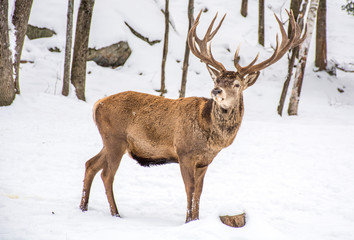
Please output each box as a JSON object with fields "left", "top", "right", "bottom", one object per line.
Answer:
{"left": 1, "top": 0, "right": 354, "bottom": 239}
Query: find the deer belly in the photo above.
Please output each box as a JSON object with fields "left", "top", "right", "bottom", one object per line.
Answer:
{"left": 126, "top": 135, "right": 178, "bottom": 167}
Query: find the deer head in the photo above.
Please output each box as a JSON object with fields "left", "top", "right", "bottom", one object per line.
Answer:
{"left": 188, "top": 10, "right": 306, "bottom": 110}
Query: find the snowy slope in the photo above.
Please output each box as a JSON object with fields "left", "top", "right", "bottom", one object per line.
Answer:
{"left": 1, "top": 0, "right": 354, "bottom": 240}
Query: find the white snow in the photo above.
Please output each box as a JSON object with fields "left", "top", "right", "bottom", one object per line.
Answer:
{"left": 1, "top": 0, "right": 354, "bottom": 239}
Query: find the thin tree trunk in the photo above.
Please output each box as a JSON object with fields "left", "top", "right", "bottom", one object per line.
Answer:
{"left": 12, "top": 0, "right": 33, "bottom": 95}
{"left": 288, "top": 0, "right": 302, "bottom": 36}
{"left": 258, "top": 0, "right": 265, "bottom": 46}
{"left": 159, "top": 0, "right": 169, "bottom": 96}
{"left": 315, "top": 0, "right": 327, "bottom": 70}
{"left": 62, "top": 0, "right": 74, "bottom": 96}
{"left": 0, "top": 0, "right": 15, "bottom": 106}
{"left": 290, "top": 0, "right": 302, "bottom": 22}
{"left": 241, "top": 0, "right": 248, "bottom": 17}
{"left": 179, "top": 0, "right": 194, "bottom": 98}
{"left": 277, "top": 0, "right": 306, "bottom": 116}
{"left": 71, "top": 0, "right": 95, "bottom": 101}
{"left": 277, "top": 47, "right": 299, "bottom": 116}
{"left": 288, "top": 0, "right": 319, "bottom": 116}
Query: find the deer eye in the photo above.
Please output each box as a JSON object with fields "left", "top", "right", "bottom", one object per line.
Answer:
{"left": 234, "top": 83, "right": 240, "bottom": 88}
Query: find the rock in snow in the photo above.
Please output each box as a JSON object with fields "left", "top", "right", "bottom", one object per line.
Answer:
{"left": 87, "top": 41, "right": 131, "bottom": 68}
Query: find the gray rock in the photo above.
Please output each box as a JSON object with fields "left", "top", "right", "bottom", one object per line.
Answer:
{"left": 87, "top": 41, "right": 131, "bottom": 68}
{"left": 26, "top": 24, "right": 56, "bottom": 40}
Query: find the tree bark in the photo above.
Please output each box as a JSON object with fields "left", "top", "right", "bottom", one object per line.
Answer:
{"left": 277, "top": 47, "right": 299, "bottom": 116}
{"left": 258, "top": 0, "right": 265, "bottom": 46}
{"left": 179, "top": 0, "right": 194, "bottom": 98}
{"left": 288, "top": 0, "right": 302, "bottom": 36}
{"left": 277, "top": 0, "right": 307, "bottom": 116}
{"left": 241, "top": 0, "right": 248, "bottom": 17}
{"left": 288, "top": 0, "right": 319, "bottom": 116}
{"left": 290, "top": 0, "right": 302, "bottom": 21}
{"left": 12, "top": 0, "right": 33, "bottom": 95}
{"left": 159, "top": 0, "right": 169, "bottom": 96}
{"left": 315, "top": 0, "right": 327, "bottom": 71}
{"left": 0, "top": 0, "right": 15, "bottom": 106}
{"left": 62, "top": 0, "right": 74, "bottom": 96}
{"left": 71, "top": 0, "right": 95, "bottom": 101}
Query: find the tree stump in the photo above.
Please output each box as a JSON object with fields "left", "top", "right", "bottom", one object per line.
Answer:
{"left": 219, "top": 213, "right": 246, "bottom": 228}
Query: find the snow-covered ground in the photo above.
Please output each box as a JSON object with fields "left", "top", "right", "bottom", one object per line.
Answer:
{"left": 1, "top": 0, "right": 354, "bottom": 239}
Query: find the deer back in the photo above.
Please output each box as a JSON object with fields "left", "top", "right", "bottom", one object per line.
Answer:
{"left": 93, "top": 91, "right": 223, "bottom": 164}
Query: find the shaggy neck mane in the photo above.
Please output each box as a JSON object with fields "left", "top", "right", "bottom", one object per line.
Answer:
{"left": 201, "top": 98, "right": 244, "bottom": 149}
{"left": 212, "top": 98, "right": 243, "bottom": 132}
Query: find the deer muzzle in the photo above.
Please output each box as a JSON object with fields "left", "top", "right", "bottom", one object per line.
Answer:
{"left": 211, "top": 87, "right": 225, "bottom": 102}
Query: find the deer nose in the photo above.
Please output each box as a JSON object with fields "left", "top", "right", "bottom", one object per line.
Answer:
{"left": 212, "top": 88, "right": 222, "bottom": 96}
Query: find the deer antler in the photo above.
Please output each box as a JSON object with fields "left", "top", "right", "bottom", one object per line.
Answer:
{"left": 234, "top": 10, "right": 307, "bottom": 76}
{"left": 188, "top": 10, "right": 227, "bottom": 73}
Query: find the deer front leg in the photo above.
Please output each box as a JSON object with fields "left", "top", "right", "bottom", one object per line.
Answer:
{"left": 191, "top": 164, "right": 208, "bottom": 220}
{"left": 179, "top": 160, "right": 209, "bottom": 223}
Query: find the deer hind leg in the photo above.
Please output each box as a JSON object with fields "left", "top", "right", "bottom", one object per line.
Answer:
{"left": 101, "top": 140, "right": 127, "bottom": 217}
{"left": 180, "top": 162, "right": 194, "bottom": 223}
{"left": 80, "top": 149, "right": 105, "bottom": 212}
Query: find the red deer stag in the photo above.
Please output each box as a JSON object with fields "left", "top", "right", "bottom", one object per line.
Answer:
{"left": 80, "top": 10, "right": 305, "bottom": 223}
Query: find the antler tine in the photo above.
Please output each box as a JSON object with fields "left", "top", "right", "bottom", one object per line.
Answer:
{"left": 210, "top": 13, "right": 226, "bottom": 39}
{"left": 293, "top": 24, "right": 307, "bottom": 46}
{"left": 293, "top": 15, "right": 301, "bottom": 39}
{"left": 188, "top": 14, "right": 207, "bottom": 64}
{"left": 204, "top": 13, "right": 218, "bottom": 40}
{"left": 234, "top": 44, "right": 242, "bottom": 71}
{"left": 237, "top": 9, "right": 306, "bottom": 76}
{"left": 284, "top": 9, "right": 307, "bottom": 47}
{"left": 188, "top": 11, "right": 202, "bottom": 49}
{"left": 234, "top": 12, "right": 287, "bottom": 76}
{"left": 234, "top": 43, "right": 261, "bottom": 73}
{"left": 195, "top": 12, "right": 218, "bottom": 53}
{"left": 187, "top": 10, "right": 226, "bottom": 72}
{"left": 207, "top": 41, "right": 222, "bottom": 70}
{"left": 277, "top": 12, "right": 290, "bottom": 47}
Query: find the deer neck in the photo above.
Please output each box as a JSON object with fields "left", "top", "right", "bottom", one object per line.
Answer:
{"left": 208, "top": 97, "right": 244, "bottom": 148}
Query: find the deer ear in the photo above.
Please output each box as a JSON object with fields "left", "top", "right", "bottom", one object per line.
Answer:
{"left": 206, "top": 65, "right": 220, "bottom": 83}
{"left": 243, "top": 71, "right": 260, "bottom": 90}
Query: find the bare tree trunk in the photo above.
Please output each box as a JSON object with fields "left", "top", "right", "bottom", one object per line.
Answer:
{"left": 288, "top": 0, "right": 319, "bottom": 116}
{"left": 258, "top": 0, "right": 265, "bottom": 46}
{"left": 179, "top": 0, "right": 194, "bottom": 98}
{"left": 71, "top": 0, "right": 95, "bottom": 101}
{"left": 241, "top": 0, "right": 248, "bottom": 17}
{"left": 0, "top": 0, "right": 15, "bottom": 106}
{"left": 12, "top": 0, "right": 33, "bottom": 95}
{"left": 277, "top": 0, "right": 306, "bottom": 116}
{"left": 288, "top": 0, "right": 303, "bottom": 39}
{"left": 315, "top": 0, "right": 327, "bottom": 71}
{"left": 277, "top": 47, "right": 299, "bottom": 116}
{"left": 159, "top": 0, "right": 169, "bottom": 96}
{"left": 289, "top": 0, "right": 302, "bottom": 27}
{"left": 62, "top": 0, "right": 74, "bottom": 96}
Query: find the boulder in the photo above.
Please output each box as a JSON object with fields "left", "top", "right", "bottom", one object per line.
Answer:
{"left": 87, "top": 41, "right": 131, "bottom": 68}
{"left": 26, "top": 24, "right": 56, "bottom": 40}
